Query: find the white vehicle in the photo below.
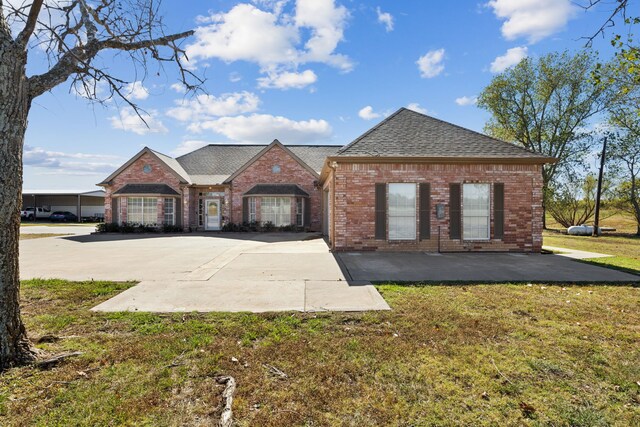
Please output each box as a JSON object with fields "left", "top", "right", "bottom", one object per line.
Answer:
{"left": 20, "top": 207, "right": 51, "bottom": 220}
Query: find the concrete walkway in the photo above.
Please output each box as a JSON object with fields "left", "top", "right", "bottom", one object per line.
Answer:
{"left": 542, "top": 245, "right": 613, "bottom": 260}
{"left": 20, "top": 230, "right": 390, "bottom": 313}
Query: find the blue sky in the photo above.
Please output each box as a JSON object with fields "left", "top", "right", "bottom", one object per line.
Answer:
{"left": 22, "top": 0, "right": 624, "bottom": 190}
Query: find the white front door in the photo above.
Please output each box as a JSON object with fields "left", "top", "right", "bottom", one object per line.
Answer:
{"left": 205, "top": 199, "right": 221, "bottom": 230}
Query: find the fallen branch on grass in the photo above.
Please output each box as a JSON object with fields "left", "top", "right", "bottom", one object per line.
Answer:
{"left": 263, "top": 363, "right": 288, "bottom": 379}
{"left": 36, "top": 352, "right": 83, "bottom": 370}
{"left": 490, "top": 358, "right": 513, "bottom": 385}
{"left": 216, "top": 375, "right": 236, "bottom": 427}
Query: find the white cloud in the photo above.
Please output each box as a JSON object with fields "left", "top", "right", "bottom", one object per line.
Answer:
{"left": 123, "top": 81, "right": 149, "bottom": 100}
{"left": 187, "top": 4, "right": 298, "bottom": 65}
{"left": 490, "top": 46, "right": 528, "bottom": 73}
{"left": 257, "top": 69, "right": 317, "bottom": 89}
{"left": 417, "top": 48, "right": 445, "bottom": 78}
{"left": 487, "top": 0, "right": 576, "bottom": 43}
{"left": 406, "top": 103, "right": 429, "bottom": 114}
{"left": 109, "top": 108, "right": 168, "bottom": 135}
{"left": 166, "top": 91, "right": 260, "bottom": 122}
{"left": 376, "top": 7, "right": 394, "bottom": 32}
{"left": 455, "top": 96, "right": 478, "bottom": 106}
{"left": 188, "top": 113, "right": 332, "bottom": 143}
{"left": 229, "top": 72, "right": 243, "bottom": 82}
{"left": 294, "top": 0, "right": 351, "bottom": 70}
{"left": 23, "top": 145, "right": 122, "bottom": 173}
{"left": 185, "top": 1, "right": 352, "bottom": 88}
{"left": 171, "top": 140, "right": 211, "bottom": 156}
{"left": 358, "top": 106, "right": 381, "bottom": 120}
{"left": 170, "top": 83, "right": 187, "bottom": 94}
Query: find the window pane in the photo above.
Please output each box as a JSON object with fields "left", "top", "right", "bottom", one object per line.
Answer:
{"left": 143, "top": 198, "right": 157, "bottom": 224}
{"left": 164, "top": 198, "right": 174, "bottom": 225}
{"left": 127, "top": 197, "right": 143, "bottom": 223}
{"left": 260, "top": 197, "right": 291, "bottom": 226}
{"left": 463, "top": 184, "right": 490, "bottom": 240}
{"left": 249, "top": 197, "right": 256, "bottom": 222}
{"left": 388, "top": 183, "right": 416, "bottom": 240}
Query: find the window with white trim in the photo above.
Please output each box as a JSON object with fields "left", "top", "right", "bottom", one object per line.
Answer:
{"left": 388, "top": 183, "right": 416, "bottom": 240}
{"left": 248, "top": 197, "right": 256, "bottom": 222}
{"left": 261, "top": 197, "right": 291, "bottom": 226}
{"left": 127, "top": 197, "right": 157, "bottom": 224}
{"left": 463, "top": 183, "right": 490, "bottom": 240}
{"left": 164, "top": 198, "right": 175, "bottom": 225}
{"left": 295, "top": 198, "right": 303, "bottom": 226}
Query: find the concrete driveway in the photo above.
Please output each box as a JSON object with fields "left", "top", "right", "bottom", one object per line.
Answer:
{"left": 20, "top": 230, "right": 389, "bottom": 313}
{"left": 335, "top": 251, "right": 639, "bottom": 283}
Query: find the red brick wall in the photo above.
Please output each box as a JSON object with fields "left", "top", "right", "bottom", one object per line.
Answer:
{"left": 103, "top": 152, "right": 183, "bottom": 224}
{"left": 330, "top": 162, "right": 543, "bottom": 252}
{"left": 230, "top": 145, "right": 321, "bottom": 230}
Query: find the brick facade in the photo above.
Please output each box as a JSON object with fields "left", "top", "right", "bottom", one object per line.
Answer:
{"left": 101, "top": 146, "right": 545, "bottom": 253}
{"left": 103, "top": 152, "right": 184, "bottom": 224}
{"left": 230, "top": 144, "right": 321, "bottom": 230}
{"left": 327, "top": 162, "right": 543, "bottom": 252}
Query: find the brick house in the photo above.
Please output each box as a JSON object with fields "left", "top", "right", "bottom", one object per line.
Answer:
{"left": 99, "top": 108, "right": 554, "bottom": 252}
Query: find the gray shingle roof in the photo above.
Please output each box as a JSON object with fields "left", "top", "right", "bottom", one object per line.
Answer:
{"left": 114, "top": 184, "right": 180, "bottom": 195}
{"left": 337, "top": 108, "right": 552, "bottom": 160}
{"left": 244, "top": 184, "right": 309, "bottom": 197}
{"left": 176, "top": 144, "right": 340, "bottom": 183}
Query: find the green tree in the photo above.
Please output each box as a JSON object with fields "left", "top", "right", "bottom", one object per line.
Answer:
{"left": 477, "top": 51, "right": 613, "bottom": 227}
{"left": 608, "top": 112, "right": 640, "bottom": 235}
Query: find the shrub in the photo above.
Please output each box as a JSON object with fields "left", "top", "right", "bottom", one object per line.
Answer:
{"left": 262, "top": 221, "right": 275, "bottom": 232}
{"left": 162, "top": 224, "right": 183, "bottom": 233}
{"left": 95, "top": 223, "right": 121, "bottom": 233}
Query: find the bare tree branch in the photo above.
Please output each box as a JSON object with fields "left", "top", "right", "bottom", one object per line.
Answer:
{"left": 15, "top": 0, "right": 44, "bottom": 47}
{"left": 28, "top": 28, "right": 194, "bottom": 99}
{"left": 579, "top": 0, "right": 629, "bottom": 46}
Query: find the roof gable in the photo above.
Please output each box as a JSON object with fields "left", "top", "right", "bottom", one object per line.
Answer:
{"left": 223, "top": 140, "right": 325, "bottom": 183}
{"left": 337, "top": 108, "right": 553, "bottom": 161}
{"left": 98, "top": 147, "right": 191, "bottom": 185}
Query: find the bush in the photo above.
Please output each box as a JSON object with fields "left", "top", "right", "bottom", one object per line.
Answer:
{"left": 262, "top": 221, "right": 275, "bottom": 232}
{"left": 162, "top": 224, "right": 183, "bottom": 233}
{"left": 95, "top": 223, "right": 121, "bottom": 233}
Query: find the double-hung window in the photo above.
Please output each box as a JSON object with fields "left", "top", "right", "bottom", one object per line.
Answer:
{"left": 388, "top": 183, "right": 416, "bottom": 240}
{"left": 164, "top": 198, "right": 175, "bottom": 225}
{"left": 463, "top": 183, "right": 490, "bottom": 240}
{"left": 248, "top": 197, "right": 256, "bottom": 222}
{"left": 295, "top": 198, "right": 304, "bottom": 226}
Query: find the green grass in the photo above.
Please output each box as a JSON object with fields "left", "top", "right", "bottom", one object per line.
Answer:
{"left": 543, "top": 232, "right": 640, "bottom": 274}
{"left": 1, "top": 279, "right": 639, "bottom": 426}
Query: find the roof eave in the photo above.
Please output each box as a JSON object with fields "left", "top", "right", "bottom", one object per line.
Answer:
{"left": 326, "top": 155, "right": 557, "bottom": 165}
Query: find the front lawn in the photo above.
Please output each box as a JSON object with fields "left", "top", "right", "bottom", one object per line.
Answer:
{"left": 1, "top": 280, "right": 639, "bottom": 426}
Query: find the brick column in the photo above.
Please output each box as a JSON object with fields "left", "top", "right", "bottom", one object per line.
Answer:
{"left": 182, "top": 188, "right": 190, "bottom": 231}
{"left": 104, "top": 188, "right": 112, "bottom": 223}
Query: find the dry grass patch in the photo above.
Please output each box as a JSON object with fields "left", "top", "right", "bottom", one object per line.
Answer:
{"left": 1, "top": 280, "right": 639, "bottom": 426}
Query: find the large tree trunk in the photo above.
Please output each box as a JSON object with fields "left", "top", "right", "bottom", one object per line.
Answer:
{"left": 0, "top": 33, "right": 36, "bottom": 370}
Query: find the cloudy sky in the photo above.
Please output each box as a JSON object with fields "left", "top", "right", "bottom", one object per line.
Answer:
{"left": 22, "top": 0, "right": 621, "bottom": 190}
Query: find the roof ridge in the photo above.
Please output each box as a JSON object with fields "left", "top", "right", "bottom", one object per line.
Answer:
{"left": 337, "top": 108, "right": 407, "bottom": 154}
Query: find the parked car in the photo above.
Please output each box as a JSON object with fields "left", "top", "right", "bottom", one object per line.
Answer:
{"left": 49, "top": 211, "right": 78, "bottom": 222}
{"left": 20, "top": 207, "right": 51, "bottom": 220}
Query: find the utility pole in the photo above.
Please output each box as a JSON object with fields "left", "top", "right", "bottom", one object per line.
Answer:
{"left": 593, "top": 136, "right": 607, "bottom": 237}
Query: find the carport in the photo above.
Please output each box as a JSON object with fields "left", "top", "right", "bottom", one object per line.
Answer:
{"left": 22, "top": 189, "right": 105, "bottom": 222}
